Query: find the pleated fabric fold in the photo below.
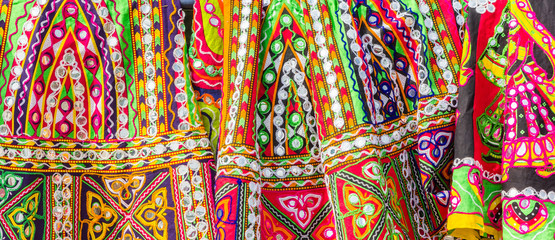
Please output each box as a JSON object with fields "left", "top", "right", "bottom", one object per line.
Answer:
{"left": 213, "top": 0, "right": 462, "bottom": 239}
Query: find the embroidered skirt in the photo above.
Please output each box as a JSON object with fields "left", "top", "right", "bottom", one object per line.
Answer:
{"left": 0, "top": 0, "right": 216, "bottom": 239}
{"left": 447, "top": 0, "right": 555, "bottom": 239}
{"left": 213, "top": 0, "right": 462, "bottom": 239}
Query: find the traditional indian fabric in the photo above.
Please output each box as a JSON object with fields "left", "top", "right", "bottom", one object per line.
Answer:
{"left": 214, "top": 0, "right": 462, "bottom": 239}
{"left": 0, "top": 0, "right": 217, "bottom": 239}
{"left": 188, "top": 0, "right": 224, "bottom": 153}
{"left": 448, "top": 0, "right": 555, "bottom": 239}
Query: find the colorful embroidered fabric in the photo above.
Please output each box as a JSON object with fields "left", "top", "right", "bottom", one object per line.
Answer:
{"left": 188, "top": 0, "right": 223, "bottom": 153}
{"left": 9, "top": 0, "right": 555, "bottom": 239}
{"left": 214, "top": 0, "right": 462, "bottom": 239}
{"left": 448, "top": 0, "right": 555, "bottom": 239}
{"left": 0, "top": 0, "right": 217, "bottom": 239}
